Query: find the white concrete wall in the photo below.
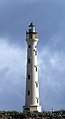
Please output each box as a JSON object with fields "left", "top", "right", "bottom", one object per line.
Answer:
{"left": 25, "top": 37, "right": 40, "bottom": 106}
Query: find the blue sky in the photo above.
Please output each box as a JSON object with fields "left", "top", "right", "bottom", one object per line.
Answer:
{"left": 0, "top": 0, "right": 65, "bottom": 111}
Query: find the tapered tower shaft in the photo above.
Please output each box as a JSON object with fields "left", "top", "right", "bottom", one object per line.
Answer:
{"left": 23, "top": 23, "right": 42, "bottom": 112}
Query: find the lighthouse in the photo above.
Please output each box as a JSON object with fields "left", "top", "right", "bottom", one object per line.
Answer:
{"left": 23, "top": 23, "right": 42, "bottom": 112}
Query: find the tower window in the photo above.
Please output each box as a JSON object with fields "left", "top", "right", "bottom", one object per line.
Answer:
{"left": 33, "top": 50, "right": 37, "bottom": 55}
{"left": 37, "top": 99, "right": 38, "bottom": 103}
{"left": 36, "top": 82, "right": 38, "bottom": 87}
{"left": 35, "top": 50, "right": 37, "bottom": 55}
{"left": 28, "top": 58, "right": 30, "bottom": 63}
{"left": 36, "top": 98, "right": 39, "bottom": 103}
{"left": 34, "top": 66, "right": 37, "bottom": 71}
{"left": 36, "top": 66, "right": 37, "bottom": 71}
{"left": 28, "top": 45, "right": 31, "bottom": 48}
{"left": 28, "top": 75, "right": 30, "bottom": 79}
{"left": 28, "top": 91, "right": 30, "bottom": 95}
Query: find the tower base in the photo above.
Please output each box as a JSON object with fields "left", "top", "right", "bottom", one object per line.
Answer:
{"left": 23, "top": 105, "right": 42, "bottom": 112}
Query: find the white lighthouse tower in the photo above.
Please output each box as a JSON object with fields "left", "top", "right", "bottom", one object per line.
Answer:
{"left": 23, "top": 23, "right": 42, "bottom": 112}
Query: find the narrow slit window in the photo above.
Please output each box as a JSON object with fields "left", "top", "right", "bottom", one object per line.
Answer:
{"left": 28, "top": 75, "right": 30, "bottom": 79}
{"left": 28, "top": 45, "right": 31, "bottom": 48}
{"left": 36, "top": 98, "right": 39, "bottom": 103}
{"left": 36, "top": 66, "right": 37, "bottom": 71}
{"left": 28, "top": 91, "right": 30, "bottom": 95}
{"left": 36, "top": 82, "right": 38, "bottom": 87}
{"left": 35, "top": 50, "right": 37, "bottom": 55}
{"left": 34, "top": 66, "right": 37, "bottom": 71}
{"left": 37, "top": 99, "right": 38, "bottom": 103}
{"left": 28, "top": 58, "right": 30, "bottom": 63}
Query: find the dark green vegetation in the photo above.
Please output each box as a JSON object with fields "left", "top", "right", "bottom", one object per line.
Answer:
{"left": 0, "top": 110, "right": 65, "bottom": 119}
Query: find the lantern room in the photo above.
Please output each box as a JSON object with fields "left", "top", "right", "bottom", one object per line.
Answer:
{"left": 26, "top": 23, "right": 38, "bottom": 39}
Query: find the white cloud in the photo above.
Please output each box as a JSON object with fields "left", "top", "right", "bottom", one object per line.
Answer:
{"left": 38, "top": 46, "right": 65, "bottom": 110}
{"left": 0, "top": 39, "right": 26, "bottom": 110}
